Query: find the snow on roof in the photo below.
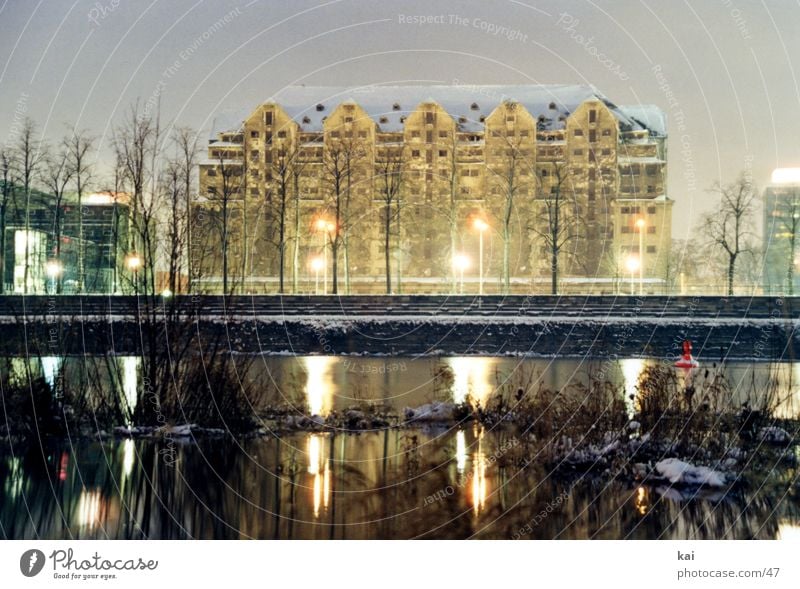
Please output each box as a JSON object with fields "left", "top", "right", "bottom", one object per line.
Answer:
{"left": 618, "top": 104, "right": 667, "bottom": 137}
{"left": 618, "top": 156, "right": 665, "bottom": 165}
{"left": 210, "top": 84, "right": 663, "bottom": 138}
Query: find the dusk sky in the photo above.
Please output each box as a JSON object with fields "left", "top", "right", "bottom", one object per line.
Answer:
{"left": 2, "top": 0, "right": 799, "bottom": 237}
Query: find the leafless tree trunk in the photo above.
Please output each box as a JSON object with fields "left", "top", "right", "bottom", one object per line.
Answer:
{"left": 66, "top": 130, "right": 94, "bottom": 293}
{"left": 375, "top": 143, "right": 404, "bottom": 293}
{"left": 16, "top": 119, "right": 41, "bottom": 294}
{"left": 701, "top": 173, "right": 756, "bottom": 296}
{"left": 174, "top": 127, "right": 199, "bottom": 293}
{"left": 0, "top": 149, "right": 16, "bottom": 294}
{"left": 40, "top": 140, "right": 75, "bottom": 293}
{"left": 531, "top": 162, "right": 579, "bottom": 295}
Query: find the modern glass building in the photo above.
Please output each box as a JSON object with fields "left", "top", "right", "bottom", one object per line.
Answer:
{"left": 0, "top": 183, "right": 131, "bottom": 294}
{"left": 763, "top": 168, "right": 800, "bottom": 295}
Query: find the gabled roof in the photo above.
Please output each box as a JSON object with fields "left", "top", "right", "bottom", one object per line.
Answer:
{"left": 210, "top": 84, "right": 665, "bottom": 138}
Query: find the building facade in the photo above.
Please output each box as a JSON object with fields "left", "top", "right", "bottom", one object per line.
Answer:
{"left": 1, "top": 185, "right": 131, "bottom": 294}
{"left": 192, "top": 85, "right": 672, "bottom": 294}
{"left": 763, "top": 168, "right": 800, "bottom": 295}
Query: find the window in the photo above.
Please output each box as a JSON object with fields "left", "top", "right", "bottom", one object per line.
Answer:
{"left": 589, "top": 110, "right": 597, "bottom": 123}
{"left": 621, "top": 206, "right": 630, "bottom": 214}
{"left": 540, "top": 169, "right": 549, "bottom": 177}
{"left": 439, "top": 150, "right": 447, "bottom": 157}
{"left": 647, "top": 206, "right": 656, "bottom": 214}
{"left": 250, "top": 131, "right": 259, "bottom": 138}
{"left": 411, "top": 131, "right": 420, "bottom": 138}
{"left": 647, "top": 185, "right": 655, "bottom": 193}
{"left": 207, "top": 169, "right": 217, "bottom": 177}
{"left": 208, "top": 186, "right": 217, "bottom": 195}
{"left": 589, "top": 168, "right": 596, "bottom": 181}
{"left": 573, "top": 149, "right": 583, "bottom": 156}
{"left": 461, "top": 169, "right": 471, "bottom": 177}
{"left": 589, "top": 129, "right": 597, "bottom": 143}
{"left": 646, "top": 245, "right": 657, "bottom": 253}
{"left": 426, "top": 131, "right": 433, "bottom": 143}
{"left": 602, "top": 129, "right": 611, "bottom": 136}
{"left": 250, "top": 150, "right": 259, "bottom": 159}
{"left": 250, "top": 188, "right": 260, "bottom": 196}
{"left": 426, "top": 112, "right": 435, "bottom": 124}
{"left": 574, "top": 129, "right": 584, "bottom": 137}
{"left": 601, "top": 148, "right": 612, "bottom": 156}
{"left": 330, "top": 131, "right": 340, "bottom": 138}
{"left": 315, "top": 104, "right": 324, "bottom": 112}
{"left": 277, "top": 131, "right": 286, "bottom": 138}
{"left": 439, "top": 130, "right": 447, "bottom": 138}
{"left": 412, "top": 150, "right": 420, "bottom": 158}
{"left": 358, "top": 130, "right": 367, "bottom": 138}
{"left": 647, "top": 226, "right": 656, "bottom": 234}
{"left": 426, "top": 151, "right": 433, "bottom": 163}
{"left": 621, "top": 226, "right": 632, "bottom": 234}
{"left": 265, "top": 112, "right": 273, "bottom": 125}
{"left": 520, "top": 130, "right": 529, "bottom": 137}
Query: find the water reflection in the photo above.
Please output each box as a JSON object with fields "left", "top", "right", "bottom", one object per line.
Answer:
{"left": 455, "top": 430, "right": 467, "bottom": 474}
{"left": 448, "top": 357, "right": 498, "bottom": 406}
{"left": 303, "top": 356, "right": 335, "bottom": 416}
{"left": 619, "top": 358, "right": 647, "bottom": 418}
{"left": 1, "top": 434, "right": 798, "bottom": 540}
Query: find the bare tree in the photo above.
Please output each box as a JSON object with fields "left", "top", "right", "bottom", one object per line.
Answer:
{"left": 531, "top": 162, "right": 580, "bottom": 295}
{"left": 173, "top": 127, "right": 199, "bottom": 293}
{"left": 161, "top": 158, "right": 183, "bottom": 295}
{"left": 321, "top": 142, "right": 351, "bottom": 295}
{"left": 208, "top": 152, "right": 243, "bottom": 295}
{"left": 39, "top": 140, "right": 74, "bottom": 293}
{"left": 375, "top": 142, "right": 404, "bottom": 293}
{"left": 487, "top": 129, "right": 536, "bottom": 294}
{"left": 441, "top": 130, "right": 460, "bottom": 292}
{"left": 701, "top": 173, "right": 757, "bottom": 296}
{"left": 266, "top": 141, "right": 303, "bottom": 293}
{"left": 66, "top": 130, "right": 95, "bottom": 293}
{"left": 0, "top": 148, "right": 16, "bottom": 294}
{"left": 15, "top": 118, "right": 42, "bottom": 293}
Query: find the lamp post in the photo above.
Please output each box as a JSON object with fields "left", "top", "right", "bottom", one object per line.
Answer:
{"left": 452, "top": 254, "right": 470, "bottom": 295}
{"left": 314, "top": 218, "right": 335, "bottom": 295}
{"left": 310, "top": 256, "right": 324, "bottom": 295}
{"left": 45, "top": 260, "right": 63, "bottom": 295}
{"left": 625, "top": 255, "right": 640, "bottom": 296}
{"left": 125, "top": 254, "right": 142, "bottom": 295}
{"left": 635, "top": 218, "right": 646, "bottom": 295}
{"left": 472, "top": 218, "right": 488, "bottom": 295}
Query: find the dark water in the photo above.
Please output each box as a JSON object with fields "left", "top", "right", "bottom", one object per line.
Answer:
{"left": 2, "top": 356, "right": 800, "bottom": 539}
{"left": 2, "top": 430, "right": 799, "bottom": 539}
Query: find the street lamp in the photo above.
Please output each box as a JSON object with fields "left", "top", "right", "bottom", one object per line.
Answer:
{"left": 45, "top": 260, "right": 62, "bottom": 294}
{"left": 125, "top": 254, "right": 142, "bottom": 294}
{"left": 452, "top": 253, "right": 470, "bottom": 295}
{"left": 472, "top": 217, "right": 489, "bottom": 295}
{"left": 625, "top": 255, "right": 640, "bottom": 296}
{"left": 635, "top": 218, "right": 646, "bottom": 295}
{"left": 310, "top": 256, "right": 324, "bottom": 295}
{"left": 314, "top": 217, "right": 335, "bottom": 294}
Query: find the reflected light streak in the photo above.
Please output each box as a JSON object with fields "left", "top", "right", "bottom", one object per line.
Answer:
{"left": 76, "top": 489, "right": 106, "bottom": 529}
{"left": 41, "top": 356, "right": 61, "bottom": 390}
{"left": 303, "top": 357, "right": 335, "bottom": 416}
{"left": 449, "top": 357, "right": 497, "bottom": 407}
{"left": 471, "top": 433, "right": 488, "bottom": 514}
{"left": 120, "top": 357, "right": 140, "bottom": 423}
{"left": 455, "top": 430, "right": 467, "bottom": 473}
{"left": 122, "top": 439, "right": 135, "bottom": 478}
{"left": 620, "top": 358, "right": 646, "bottom": 418}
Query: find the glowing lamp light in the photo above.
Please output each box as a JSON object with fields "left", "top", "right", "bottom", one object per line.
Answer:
{"left": 472, "top": 218, "right": 489, "bottom": 232}
{"left": 125, "top": 254, "right": 142, "bottom": 271}
{"left": 635, "top": 218, "right": 646, "bottom": 230}
{"left": 161, "top": 288, "right": 173, "bottom": 298}
{"left": 625, "top": 255, "right": 640, "bottom": 273}
{"left": 452, "top": 253, "right": 471, "bottom": 272}
{"left": 771, "top": 168, "right": 800, "bottom": 185}
{"left": 310, "top": 256, "right": 324, "bottom": 272}
{"left": 45, "top": 260, "right": 63, "bottom": 278}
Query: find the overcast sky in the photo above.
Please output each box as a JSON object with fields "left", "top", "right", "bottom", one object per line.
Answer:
{"left": 1, "top": 0, "right": 799, "bottom": 237}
